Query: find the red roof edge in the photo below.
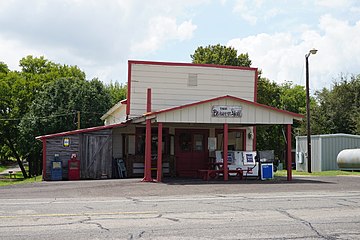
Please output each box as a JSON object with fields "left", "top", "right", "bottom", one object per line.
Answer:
{"left": 36, "top": 122, "right": 129, "bottom": 140}
{"left": 146, "top": 95, "right": 304, "bottom": 119}
{"left": 128, "top": 60, "right": 258, "bottom": 72}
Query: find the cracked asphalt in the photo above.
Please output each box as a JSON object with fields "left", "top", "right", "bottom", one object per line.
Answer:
{"left": 0, "top": 176, "right": 359, "bottom": 239}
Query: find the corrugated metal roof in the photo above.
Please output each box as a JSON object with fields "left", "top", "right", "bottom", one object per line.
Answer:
{"left": 36, "top": 120, "right": 130, "bottom": 140}
{"left": 296, "top": 133, "right": 360, "bottom": 139}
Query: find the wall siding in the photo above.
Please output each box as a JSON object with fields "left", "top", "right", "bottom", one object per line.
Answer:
{"left": 296, "top": 134, "right": 360, "bottom": 171}
{"left": 156, "top": 98, "right": 294, "bottom": 125}
{"left": 45, "top": 135, "right": 80, "bottom": 180}
{"left": 130, "top": 63, "right": 256, "bottom": 117}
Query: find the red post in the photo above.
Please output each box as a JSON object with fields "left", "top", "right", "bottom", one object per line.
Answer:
{"left": 147, "top": 88, "right": 151, "bottom": 112}
{"left": 142, "top": 88, "right": 153, "bottom": 182}
{"left": 42, "top": 138, "right": 47, "bottom": 180}
{"left": 157, "top": 122, "right": 163, "bottom": 182}
{"left": 287, "top": 124, "right": 292, "bottom": 181}
{"left": 252, "top": 126, "right": 257, "bottom": 151}
{"left": 223, "top": 123, "right": 229, "bottom": 181}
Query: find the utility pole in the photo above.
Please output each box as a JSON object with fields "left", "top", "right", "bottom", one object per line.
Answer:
{"left": 305, "top": 48, "right": 318, "bottom": 173}
{"left": 77, "top": 111, "right": 80, "bottom": 130}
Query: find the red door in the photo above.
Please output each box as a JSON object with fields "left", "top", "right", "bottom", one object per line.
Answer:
{"left": 175, "top": 129, "right": 209, "bottom": 177}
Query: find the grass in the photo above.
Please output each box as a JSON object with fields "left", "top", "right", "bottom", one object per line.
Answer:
{"left": 0, "top": 165, "right": 6, "bottom": 173}
{"left": 275, "top": 170, "right": 360, "bottom": 177}
{"left": 0, "top": 164, "right": 42, "bottom": 187}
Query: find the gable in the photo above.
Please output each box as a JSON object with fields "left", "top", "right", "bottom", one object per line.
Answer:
{"left": 151, "top": 96, "right": 303, "bottom": 125}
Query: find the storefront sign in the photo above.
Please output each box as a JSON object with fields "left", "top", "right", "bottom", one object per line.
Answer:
{"left": 211, "top": 105, "right": 242, "bottom": 118}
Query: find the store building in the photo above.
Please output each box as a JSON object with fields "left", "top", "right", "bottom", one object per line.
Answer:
{"left": 37, "top": 60, "right": 303, "bottom": 181}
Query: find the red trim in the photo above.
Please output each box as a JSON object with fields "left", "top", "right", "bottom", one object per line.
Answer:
{"left": 142, "top": 119, "right": 153, "bottom": 182}
{"left": 126, "top": 62, "right": 131, "bottom": 116}
{"left": 36, "top": 122, "right": 128, "bottom": 140}
{"left": 147, "top": 88, "right": 151, "bottom": 112}
{"left": 254, "top": 69, "right": 258, "bottom": 102}
{"left": 223, "top": 123, "right": 229, "bottom": 181}
{"left": 252, "top": 126, "right": 256, "bottom": 151}
{"left": 146, "top": 95, "right": 304, "bottom": 119}
{"left": 121, "top": 99, "right": 127, "bottom": 104}
{"left": 287, "top": 124, "right": 292, "bottom": 181}
{"left": 157, "top": 122, "right": 163, "bottom": 182}
{"left": 128, "top": 60, "right": 258, "bottom": 72}
{"left": 42, "top": 139, "right": 47, "bottom": 180}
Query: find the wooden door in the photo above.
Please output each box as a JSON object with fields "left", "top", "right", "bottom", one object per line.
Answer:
{"left": 175, "top": 129, "right": 209, "bottom": 177}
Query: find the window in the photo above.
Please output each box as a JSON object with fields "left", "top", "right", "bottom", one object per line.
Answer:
{"left": 136, "top": 128, "right": 169, "bottom": 155}
{"left": 179, "top": 132, "right": 192, "bottom": 152}
{"left": 216, "top": 130, "right": 245, "bottom": 151}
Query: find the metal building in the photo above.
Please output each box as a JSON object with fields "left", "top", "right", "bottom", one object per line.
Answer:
{"left": 296, "top": 134, "right": 360, "bottom": 172}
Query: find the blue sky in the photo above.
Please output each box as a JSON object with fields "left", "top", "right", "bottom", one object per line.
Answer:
{"left": 1, "top": 0, "right": 360, "bottom": 91}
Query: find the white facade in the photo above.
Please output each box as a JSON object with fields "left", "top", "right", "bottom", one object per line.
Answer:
{"left": 128, "top": 61, "right": 257, "bottom": 118}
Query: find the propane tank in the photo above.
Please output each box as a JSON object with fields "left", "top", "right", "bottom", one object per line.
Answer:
{"left": 337, "top": 149, "right": 360, "bottom": 170}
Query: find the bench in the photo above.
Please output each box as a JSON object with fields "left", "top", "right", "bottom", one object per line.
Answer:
{"left": 198, "top": 168, "right": 254, "bottom": 181}
{"left": 198, "top": 169, "right": 223, "bottom": 181}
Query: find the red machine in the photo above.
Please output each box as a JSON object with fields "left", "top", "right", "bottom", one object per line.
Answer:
{"left": 68, "top": 154, "right": 80, "bottom": 180}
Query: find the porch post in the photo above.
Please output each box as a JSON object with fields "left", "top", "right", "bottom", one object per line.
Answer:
{"left": 157, "top": 122, "right": 163, "bottom": 182}
{"left": 143, "top": 88, "right": 153, "bottom": 182}
{"left": 223, "top": 123, "right": 229, "bottom": 181}
{"left": 286, "top": 124, "right": 292, "bottom": 181}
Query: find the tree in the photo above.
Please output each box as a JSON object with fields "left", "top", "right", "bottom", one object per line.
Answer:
{"left": 106, "top": 81, "right": 127, "bottom": 106}
{"left": 310, "top": 74, "right": 360, "bottom": 135}
{"left": 19, "top": 77, "right": 112, "bottom": 172}
{"left": 191, "top": 44, "right": 252, "bottom": 67}
{"left": 0, "top": 56, "right": 86, "bottom": 178}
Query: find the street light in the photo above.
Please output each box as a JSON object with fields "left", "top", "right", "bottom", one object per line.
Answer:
{"left": 305, "top": 48, "right": 318, "bottom": 173}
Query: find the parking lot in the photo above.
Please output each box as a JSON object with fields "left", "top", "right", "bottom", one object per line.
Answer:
{"left": 0, "top": 176, "right": 359, "bottom": 239}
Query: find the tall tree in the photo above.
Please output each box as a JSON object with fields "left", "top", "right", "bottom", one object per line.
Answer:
{"left": 310, "top": 74, "right": 360, "bottom": 135}
{"left": 191, "top": 44, "right": 252, "bottom": 67}
{"left": 0, "top": 56, "right": 86, "bottom": 178}
{"left": 19, "top": 78, "right": 112, "bottom": 174}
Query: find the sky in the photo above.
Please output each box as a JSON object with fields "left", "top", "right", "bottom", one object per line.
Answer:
{"left": 1, "top": 0, "right": 360, "bottom": 91}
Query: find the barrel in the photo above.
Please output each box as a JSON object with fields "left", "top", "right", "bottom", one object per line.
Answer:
{"left": 337, "top": 149, "right": 360, "bottom": 170}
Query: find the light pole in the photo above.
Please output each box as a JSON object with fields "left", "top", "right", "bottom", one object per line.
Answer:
{"left": 305, "top": 48, "right": 317, "bottom": 173}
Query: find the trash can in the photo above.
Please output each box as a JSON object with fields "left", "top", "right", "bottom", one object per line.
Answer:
{"left": 260, "top": 163, "right": 274, "bottom": 180}
{"left": 51, "top": 154, "right": 62, "bottom": 181}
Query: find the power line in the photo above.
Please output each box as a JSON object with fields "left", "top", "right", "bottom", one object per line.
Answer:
{"left": 0, "top": 111, "right": 77, "bottom": 121}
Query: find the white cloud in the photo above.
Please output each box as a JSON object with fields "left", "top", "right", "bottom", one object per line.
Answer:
{"left": 233, "top": 0, "right": 258, "bottom": 25}
{"left": 131, "top": 17, "right": 197, "bottom": 55}
{"left": 0, "top": 0, "right": 200, "bottom": 83}
{"left": 228, "top": 15, "right": 360, "bottom": 91}
{"left": 316, "top": 0, "right": 354, "bottom": 8}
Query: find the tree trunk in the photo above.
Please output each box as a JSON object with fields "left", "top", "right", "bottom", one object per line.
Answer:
{"left": 6, "top": 137, "right": 28, "bottom": 179}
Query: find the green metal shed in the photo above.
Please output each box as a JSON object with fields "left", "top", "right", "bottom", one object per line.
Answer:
{"left": 296, "top": 134, "right": 360, "bottom": 172}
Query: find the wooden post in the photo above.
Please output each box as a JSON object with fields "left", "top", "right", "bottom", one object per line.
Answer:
{"left": 157, "top": 122, "right": 163, "bottom": 182}
{"left": 223, "top": 123, "right": 229, "bottom": 181}
{"left": 142, "top": 88, "right": 153, "bottom": 182}
{"left": 287, "top": 124, "right": 292, "bottom": 181}
{"left": 42, "top": 138, "right": 47, "bottom": 180}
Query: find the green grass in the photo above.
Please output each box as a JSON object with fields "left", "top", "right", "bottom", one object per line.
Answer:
{"left": 275, "top": 170, "right": 360, "bottom": 177}
{"left": 0, "top": 175, "right": 43, "bottom": 187}
{"left": 0, "top": 164, "right": 43, "bottom": 187}
{"left": 0, "top": 165, "right": 6, "bottom": 173}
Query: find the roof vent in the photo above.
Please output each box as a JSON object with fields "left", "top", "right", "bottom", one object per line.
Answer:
{"left": 188, "top": 73, "right": 198, "bottom": 86}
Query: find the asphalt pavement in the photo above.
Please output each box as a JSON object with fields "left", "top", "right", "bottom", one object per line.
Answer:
{"left": 0, "top": 176, "right": 359, "bottom": 239}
